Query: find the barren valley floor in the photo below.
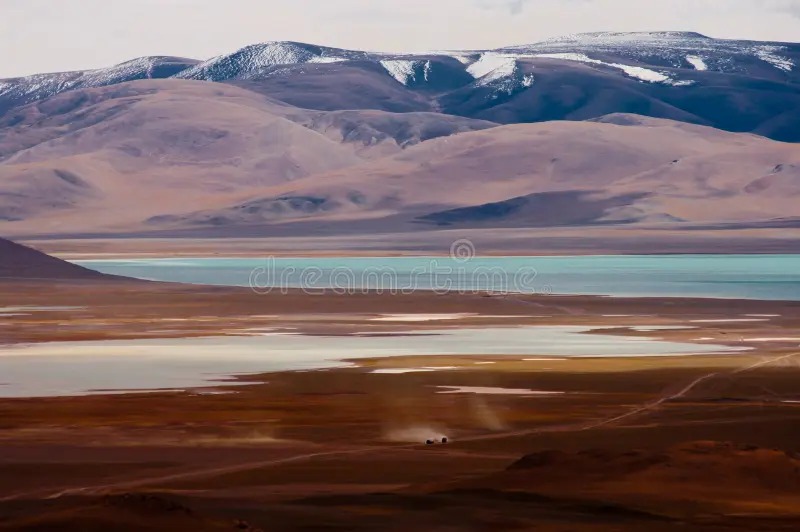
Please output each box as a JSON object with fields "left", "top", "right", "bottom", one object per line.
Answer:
{"left": 1, "top": 279, "right": 800, "bottom": 530}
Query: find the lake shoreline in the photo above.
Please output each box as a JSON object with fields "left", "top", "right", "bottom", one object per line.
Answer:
{"left": 69, "top": 254, "right": 800, "bottom": 301}
{"left": 17, "top": 226, "right": 800, "bottom": 260}
{"left": 3, "top": 279, "right": 800, "bottom": 346}
{"left": 2, "top": 279, "right": 799, "bottom": 398}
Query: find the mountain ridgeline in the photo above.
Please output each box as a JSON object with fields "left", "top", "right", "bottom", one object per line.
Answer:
{"left": 1, "top": 32, "right": 799, "bottom": 140}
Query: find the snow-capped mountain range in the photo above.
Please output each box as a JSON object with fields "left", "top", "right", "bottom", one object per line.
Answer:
{"left": 1, "top": 31, "right": 799, "bottom": 140}
{"left": 504, "top": 31, "right": 795, "bottom": 73}
{"left": 0, "top": 56, "right": 198, "bottom": 111}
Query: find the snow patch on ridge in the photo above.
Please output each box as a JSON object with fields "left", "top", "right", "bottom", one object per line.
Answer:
{"left": 686, "top": 55, "right": 708, "bottom": 71}
{"left": 380, "top": 60, "right": 415, "bottom": 84}
{"left": 754, "top": 46, "right": 794, "bottom": 72}
{"left": 380, "top": 59, "right": 432, "bottom": 85}
{"left": 467, "top": 52, "right": 517, "bottom": 81}
{"left": 535, "top": 52, "right": 682, "bottom": 85}
{"left": 424, "top": 51, "right": 478, "bottom": 66}
{"left": 535, "top": 52, "right": 594, "bottom": 63}
{"left": 668, "top": 79, "right": 697, "bottom": 86}
{"left": 452, "top": 54, "right": 476, "bottom": 65}
{"left": 308, "top": 56, "right": 347, "bottom": 64}
{"left": 465, "top": 53, "right": 535, "bottom": 97}
{"left": 615, "top": 64, "right": 670, "bottom": 83}
{"left": 487, "top": 72, "right": 534, "bottom": 96}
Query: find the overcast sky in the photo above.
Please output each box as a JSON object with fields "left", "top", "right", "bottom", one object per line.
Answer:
{"left": 2, "top": 0, "right": 799, "bottom": 78}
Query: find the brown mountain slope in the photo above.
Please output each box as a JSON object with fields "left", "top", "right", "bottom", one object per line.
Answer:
{"left": 0, "top": 79, "right": 495, "bottom": 235}
{"left": 160, "top": 115, "right": 800, "bottom": 232}
{"left": 0, "top": 237, "right": 108, "bottom": 279}
{"left": 1, "top": 77, "right": 797, "bottom": 237}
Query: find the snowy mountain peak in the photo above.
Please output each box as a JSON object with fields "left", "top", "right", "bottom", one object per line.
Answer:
{"left": 175, "top": 41, "right": 369, "bottom": 81}
{"left": 543, "top": 31, "right": 712, "bottom": 43}
{"left": 503, "top": 30, "right": 797, "bottom": 76}
{"left": 0, "top": 32, "right": 797, "bottom": 138}
{"left": 0, "top": 56, "right": 198, "bottom": 111}
{"left": 80, "top": 56, "right": 198, "bottom": 85}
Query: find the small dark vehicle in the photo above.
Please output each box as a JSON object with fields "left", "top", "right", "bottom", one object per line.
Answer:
{"left": 425, "top": 439, "right": 435, "bottom": 445}
{"left": 441, "top": 437, "right": 448, "bottom": 444}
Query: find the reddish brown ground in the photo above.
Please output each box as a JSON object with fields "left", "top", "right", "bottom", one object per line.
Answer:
{"left": 1, "top": 281, "right": 800, "bottom": 530}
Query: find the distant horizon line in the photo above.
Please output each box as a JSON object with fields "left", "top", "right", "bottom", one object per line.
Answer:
{"left": 4, "top": 29, "right": 798, "bottom": 80}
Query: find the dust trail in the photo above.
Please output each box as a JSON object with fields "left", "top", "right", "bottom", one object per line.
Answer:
{"left": 470, "top": 396, "right": 508, "bottom": 431}
{"left": 384, "top": 427, "right": 448, "bottom": 443}
{"left": 4, "top": 352, "right": 798, "bottom": 502}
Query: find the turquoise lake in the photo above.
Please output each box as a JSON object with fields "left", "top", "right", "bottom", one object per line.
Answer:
{"left": 75, "top": 254, "right": 800, "bottom": 301}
